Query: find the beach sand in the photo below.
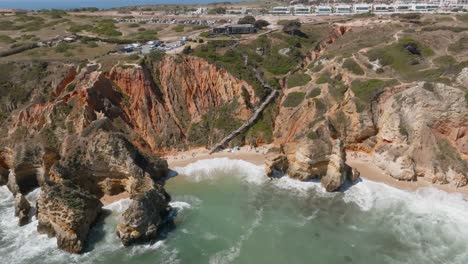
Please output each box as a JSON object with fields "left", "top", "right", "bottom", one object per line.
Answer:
{"left": 100, "top": 148, "right": 468, "bottom": 205}
{"left": 346, "top": 153, "right": 468, "bottom": 197}
{"left": 166, "top": 145, "right": 269, "bottom": 167}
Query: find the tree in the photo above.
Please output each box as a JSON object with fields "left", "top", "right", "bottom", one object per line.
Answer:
{"left": 282, "top": 21, "right": 302, "bottom": 35}
{"left": 254, "top": 19, "right": 270, "bottom": 29}
{"left": 182, "top": 45, "right": 192, "bottom": 54}
{"left": 238, "top": 15, "right": 256, "bottom": 25}
{"left": 208, "top": 7, "right": 226, "bottom": 14}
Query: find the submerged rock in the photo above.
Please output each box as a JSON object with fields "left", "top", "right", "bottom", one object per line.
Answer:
{"left": 116, "top": 184, "right": 171, "bottom": 246}
{"left": 36, "top": 183, "right": 102, "bottom": 254}
{"left": 14, "top": 193, "right": 31, "bottom": 226}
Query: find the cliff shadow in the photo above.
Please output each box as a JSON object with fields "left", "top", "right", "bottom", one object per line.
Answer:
{"left": 83, "top": 209, "right": 112, "bottom": 253}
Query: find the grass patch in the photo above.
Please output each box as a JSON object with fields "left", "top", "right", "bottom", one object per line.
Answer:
{"left": 173, "top": 24, "right": 185, "bottom": 32}
{"left": 351, "top": 79, "right": 399, "bottom": 112}
{"left": 366, "top": 37, "right": 434, "bottom": 80}
{"left": 283, "top": 92, "right": 305, "bottom": 108}
{"left": 433, "top": 55, "right": 456, "bottom": 66}
{"left": 448, "top": 37, "right": 468, "bottom": 53}
{"left": 307, "top": 88, "right": 321, "bottom": 98}
{"left": 343, "top": 58, "right": 364, "bottom": 75}
{"left": 0, "top": 35, "right": 15, "bottom": 44}
{"left": 287, "top": 73, "right": 311, "bottom": 88}
{"left": 68, "top": 19, "right": 122, "bottom": 37}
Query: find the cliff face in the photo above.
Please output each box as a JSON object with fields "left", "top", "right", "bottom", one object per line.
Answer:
{"left": 0, "top": 55, "right": 261, "bottom": 253}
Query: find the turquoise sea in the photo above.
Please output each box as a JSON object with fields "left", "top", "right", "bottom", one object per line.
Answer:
{"left": 0, "top": 0, "right": 243, "bottom": 10}
{"left": 1, "top": 158, "right": 468, "bottom": 264}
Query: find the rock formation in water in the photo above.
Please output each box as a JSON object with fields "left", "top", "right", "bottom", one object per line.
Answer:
{"left": 117, "top": 183, "right": 171, "bottom": 246}
{"left": 0, "top": 55, "right": 262, "bottom": 253}
{"left": 0, "top": 18, "right": 467, "bottom": 252}
{"left": 15, "top": 193, "right": 31, "bottom": 226}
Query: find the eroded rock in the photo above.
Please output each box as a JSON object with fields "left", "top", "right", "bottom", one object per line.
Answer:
{"left": 116, "top": 184, "right": 171, "bottom": 246}
{"left": 36, "top": 183, "right": 102, "bottom": 254}
{"left": 15, "top": 193, "right": 31, "bottom": 226}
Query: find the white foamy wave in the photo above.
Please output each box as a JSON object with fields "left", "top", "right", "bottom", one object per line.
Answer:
{"left": 173, "top": 158, "right": 267, "bottom": 185}
{"left": 103, "top": 198, "right": 132, "bottom": 213}
{"left": 273, "top": 176, "right": 336, "bottom": 197}
{"left": 170, "top": 201, "right": 192, "bottom": 211}
{"left": 25, "top": 188, "right": 41, "bottom": 203}
{"left": 344, "top": 178, "right": 468, "bottom": 221}
{"left": 0, "top": 185, "right": 13, "bottom": 204}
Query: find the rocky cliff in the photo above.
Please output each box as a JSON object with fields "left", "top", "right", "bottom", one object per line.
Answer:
{"left": 0, "top": 19, "right": 467, "bottom": 252}
{"left": 0, "top": 54, "right": 263, "bottom": 253}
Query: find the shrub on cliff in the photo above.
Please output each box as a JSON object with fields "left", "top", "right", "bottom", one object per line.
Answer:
{"left": 238, "top": 15, "right": 256, "bottom": 25}
{"left": 343, "top": 58, "right": 364, "bottom": 75}
{"left": 287, "top": 73, "right": 311, "bottom": 88}
{"left": 283, "top": 92, "right": 305, "bottom": 108}
{"left": 254, "top": 19, "right": 270, "bottom": 29}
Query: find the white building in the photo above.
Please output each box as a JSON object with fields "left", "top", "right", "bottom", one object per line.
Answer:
{"left": 335, "top": 4, "right": 352, "bottom": 14}
{"left": 316, "top": 5, "right": 333, "bottom": 15}
{"left": 395, "top": 3, "right": 413, "bottom": 12}
{"left": 353, "top": 4, "right": 371, "bottom": 13}
{"left": 293, "top": 5, "right": 311, "bottom": 15}
{"left": 373, "top": 4, "right": 392, "bottom": 12}
{"left": 270, "top": 6, "right": 291, "bottom": 15}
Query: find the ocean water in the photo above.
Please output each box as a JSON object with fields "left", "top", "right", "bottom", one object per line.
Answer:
{"left": 0, "top": 0, "right": 242, "bottom": 10}
{"left": 1, "top": 158, "right": 468, "bottom": 264}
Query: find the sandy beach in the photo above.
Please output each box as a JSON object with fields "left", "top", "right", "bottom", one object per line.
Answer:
{"left": 165, "top": 145, "right": 269, "bottom": 167}
{"left": 100, "top": 147, "right": 468, "bottom": 205}
{"left": 347, "top": 153, "right": 468, "bottom": 197}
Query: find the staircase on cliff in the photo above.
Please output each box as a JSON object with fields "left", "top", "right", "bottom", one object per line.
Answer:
{"left": 210, "top": 88, "right": 278, "bottom": 154}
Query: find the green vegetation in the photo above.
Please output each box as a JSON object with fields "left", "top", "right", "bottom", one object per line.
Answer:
{"left": 244, "top": 98, "right": 278, "bottom": 144}
{"left": 398, "top": 119, "right": 408, "bottom": 138}
{"left": 129, "top": 29, "right": 158, "bottom": 42}
{"left": 307, "top": 130, "right": 319, "bottom": 140}
{"left": 307, "top": 88, "right": 321, "bottom": 98}
{"left": 69, "top": 19, "right": 122, "bottom": 37}
{"left": 173, "top": 24, "right": 185, "bottom": 32}
{"left": 313, "top": 98, "right": 327, "bottom": 113}
{"left": 458, "top": 14, "right": 468, "bottom": 22}
{"left": 309, "top": 62, "right": 323, "bottom": 72}
{"left": 0, "top": 35, "right": 15, "bottom": 44}
{"left": 208, "top": 7, "right": 226, "bottom": 14}
{"left": 316, "top": 71, "right": 331, "bottom": 84}
{"left": 263, "top": 47, "right": 303, "bottom": 75}
{"left": 366, "top": 37, "right": 434, "bottom": 80}
{"left": 43, "top": 9, "right": 68, "bottom": 19}
{"left": 287, "top": 73, "right": 311, "bottom": 88}
{"left": 352, "top": 12, "right": 375, "bottom": 18}
{"left": 238, "top": 15, "right": 256, "bottom": 25}
{"left": 192, "top": 40, "right": 266, "bottom": 98}
{"left": 343, "top": 58, "right": 364, "bottom": 75}
{"left": 448, "top": 37, "right": 468, "bottom": 53}
{"left": 187, "top": 100, "right": 242, "bottom": 146}
{"left": 434, "top": 55, "right": 456, "bottom": 66}
{"left": 436, "top": 138, "right": 468, "bottom": 173}
{"left": 422, "top": 82, "right": 435, "bottom": 92}
{"left": 391, "top": 13, "right": 421, "bottom": 20}
{"left": 127, "top": 23, "right": 140, "bottom": 28}
{"left": 422, "top": 26, "right": 468, "bottom": 33}
{"left": 465, "top": 90, "right": 468, "bottom": 107}
{"left": 283, "top": 92, "right": 305, "bottom": 108}
{"left": 55, "top": 43, "right": 74, "bottom": 53}
{"left": 351, "top": 79, "right": 399, "bottom": 112}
